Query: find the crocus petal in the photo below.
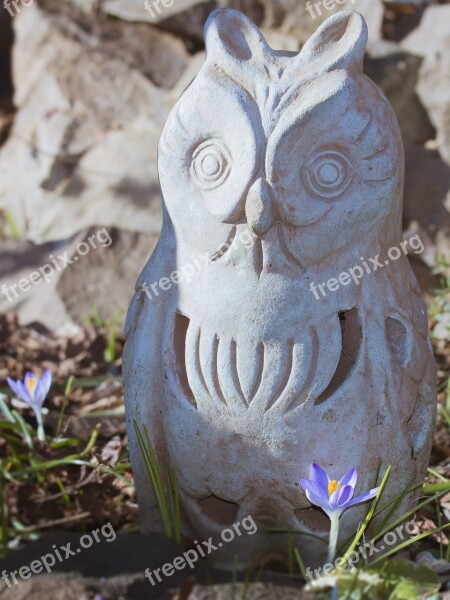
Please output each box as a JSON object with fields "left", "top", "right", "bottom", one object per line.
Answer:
{"left": 7, "top": 377, "right": 22, "bottom": 397}
{"left": 33, "top": 369, "right": 52, "bottom": 407}
{"left": 39, "top": 368, "right": 52, "bottom": 396}
{"left": 13, "top": 379, "right": 34, "bottom": 405}
{"left": 339, "top": 468, "right": 357, "bottom": 490}
{"left": 304, "top": 488, "right": 333, "bottom": 515}
{"left": 300, "top": 478, "right": 329, "bottom": 502}
{"left": 329, "top": 484, "right": 354, "bottom": 509}
{"left": 32, "top": 384, "right": 47, "bottom": 408}
{"left": 309, "top": 463, "right": 330, "bottom": 493}
{"left": 346, "top": 486, "right": 380, "bottom": 508}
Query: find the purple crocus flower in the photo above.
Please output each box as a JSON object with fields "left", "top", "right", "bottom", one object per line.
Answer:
{"left": 300, "top": 463, "right": 381, "bottom": 563}
{"left": 7, "top": 369, "right": 52, "bottom": 440}
{"left": 300, "top": 463, "right": 380, "bottom": 519}
{"left": 300, "top": 463, "right": 380, "bottom": 563}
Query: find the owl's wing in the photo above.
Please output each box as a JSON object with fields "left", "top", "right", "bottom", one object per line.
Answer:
{"left": 123, "top": 214, "right": 177, "bottom": 529}
{"left": 382, "top": 272, "right": 436, "bottom": 458}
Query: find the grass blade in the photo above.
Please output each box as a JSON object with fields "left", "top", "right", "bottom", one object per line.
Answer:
{"left": 368, "top": 523, "right": 450, "bottom": 568}
{"left": 133, "top": 420, "right": 181, "bottom": 543}
{"left": 56, "top": 376, "right": 74, "bottom": 438}
{"left": 339, "top": 466, "right": 391, "bottom": 569}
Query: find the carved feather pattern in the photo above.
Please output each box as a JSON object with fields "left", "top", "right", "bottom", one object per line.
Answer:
{"left": 178, "top": 317, "right": 324, "bottom": 413}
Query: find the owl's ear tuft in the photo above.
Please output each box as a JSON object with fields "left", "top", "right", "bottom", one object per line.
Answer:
{"left": 298, "top": 11, "right": 368, "bottom": 74}
{"left": 205, "top": 9, "right": 272, "bottom": 73}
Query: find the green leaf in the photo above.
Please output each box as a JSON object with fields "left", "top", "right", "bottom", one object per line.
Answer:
{"left": 369, "top": 558, "right": 440, "bottom": 599}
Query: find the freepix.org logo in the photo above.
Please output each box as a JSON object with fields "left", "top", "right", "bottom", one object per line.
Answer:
{"left": 3, "top": 0, "right": 34, "bottom": 17}
{"left": 309, "top": 234, "right": 425, "bottom": 300}
{"left": 144, "top": 0, "right": 174, "bottom": 19}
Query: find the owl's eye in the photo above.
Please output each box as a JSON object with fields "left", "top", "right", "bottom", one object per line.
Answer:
{"left": 303, "top": 151, "right": 354, "bottom": 199}
{"left": 190, "top": 139, "right": 232, "bottom": 190}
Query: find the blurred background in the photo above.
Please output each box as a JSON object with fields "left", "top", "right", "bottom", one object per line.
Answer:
{"left": 0, "top": 0, "right": 449, "bottom": 334}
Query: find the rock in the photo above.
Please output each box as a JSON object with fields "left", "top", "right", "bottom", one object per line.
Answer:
{"left": 402, "top": 6, "right": 450, "bottom": 166}
{"left": 356, "top": 0, "right": 385, "bottom": 46}
{"left": 57, "top": 228, "right": 158, "bottom": 326}
{"left": 0, "top": 574, "right": 92, "bottom": 600}
{"left": 102, "top": 0, "right": 265, "bottom": 43}
{"left": 0, "top": 2, "right": 190, "bottom": 243}
{"left": 401, "top": 4, "right": 450, "bottom": 61}
{"left": 394, "top": 5, "right": 450, "bottom": 263}
{"left": 102, "top": 0, "right": 210, "bottom": 24}
{"left": 0, "top": 531, "right": 308, "bottom": 600}
{"left": 262, "top": 0, "right": 384, "bottom": 48}
{"left": 1, "top": 576, "right": 310, "bottom": 600}
{"left": 40, "top": 0, "right": 190, "bottom": 89}
{"left": 0, "top": 532, "right": 176, "bottom": 599}
{"left": 0, "top": 228, "right": 159, "bottom": 331}
{"left": 188, "top": 582, "right": 310, "bottom": 599}
{"left": 153, "top": 0, "right": 217, "bottom": 45}
{"left": 403, "top": 145, "right": 450, "bottom": 263}
{"left": 364, "top": 49, "right": 435, "bottom": 146}
{"left": 0, "top": 238, "right": 78, "bottom": 332}
{"left": 103, "top": 0, "right": 384, "bottom": 48}
{"left": 363, "top": 37, "right": 450, "bottom": 265}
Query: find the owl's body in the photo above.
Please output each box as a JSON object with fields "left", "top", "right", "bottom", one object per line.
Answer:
{"left": 124, "top": 9, "right": 436, "bottom": 565}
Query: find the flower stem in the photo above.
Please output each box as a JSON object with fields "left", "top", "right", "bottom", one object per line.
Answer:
{"left": 328, "top": 513, "right": 340, "bottom": 563}
{"left": 34, "top": 409, "right": 45, "bottom": 442}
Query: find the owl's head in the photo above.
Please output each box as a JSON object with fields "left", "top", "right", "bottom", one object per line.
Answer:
{"left": 158, "top": 10, "right": 404, "bottom": 268}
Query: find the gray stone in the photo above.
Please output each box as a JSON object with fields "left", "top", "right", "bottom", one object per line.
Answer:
{"left": 0, "top": 237, "right": 78, "bottom": 333}
{"left": 0, "top": 531, "right": 309, "bottom": 599}
{"left": 0, "top": 228, "right": 159, "bottom": 331}
{"left": 57, "top": 229, "right": 159, "bottom": 326}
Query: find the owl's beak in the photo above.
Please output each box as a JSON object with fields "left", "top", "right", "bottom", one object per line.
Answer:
{"left": 245, "top": 177, "right": 274, "bottom": 236}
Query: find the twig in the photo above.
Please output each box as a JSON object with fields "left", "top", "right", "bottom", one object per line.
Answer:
{"left": 17, "top": 512, "right": 91, "bottom": 533}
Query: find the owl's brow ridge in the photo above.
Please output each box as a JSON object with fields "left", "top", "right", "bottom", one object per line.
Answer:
{"left": 210, "top": 61, "right": 304, "bottom": 136}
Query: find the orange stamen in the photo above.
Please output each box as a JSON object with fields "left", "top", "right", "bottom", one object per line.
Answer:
{"left": 328, "top": 480, "right": 341, "bottom": 497}
{"left": 26, "top": 377, "right": 37, "bottom": 394}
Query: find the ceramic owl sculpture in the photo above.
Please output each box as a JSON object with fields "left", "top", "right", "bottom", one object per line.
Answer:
{"left": 124, "top": 9, "right": 436, "bottom": 566}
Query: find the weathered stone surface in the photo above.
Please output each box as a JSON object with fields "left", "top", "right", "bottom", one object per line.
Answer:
{"left": 403, "top": 145, "right": 450, "bottom": 262}
{"left": 0, "top": 2, "right": 186, "bottom": 243}
{"left": 0, "top": 574, "right": 309, "bottom": 600}
{"left": 124, "top": 9, "right": 436, "bottom": 568}
{"left": 103, "top": 0, "right": 210, "bottom": 24}
{"left": 364, "top": 49, "right": 435, "bottom": 147}
{"left": 363, "top": 47, "right": 450, "bottom": 265}
{"left": 395, "top": 5, "right": 450, "bottom": 263}
{"left": 261, "top": 0, "right": 383, "bottom": 47}
{"left": 188, "top": 582, "right": 310, "bottom": 599}
{"left": 0, "top": 229, "right": 158, "bottom": 331}
{"left": 101, "top": 0, "right": 384, "bottom": 47}
{"left": 57, "top": 229, "right": 158, "bottom": 326}
{"left": 0, "top": 575, "right": 92, "bottom": 600}
{"left": 402, "top": 6, "right": 450, "bottom": 167}
{"left": 0, "top": 238, "right": 77, "bottom": 333}
{"left": 0, "top": 531, "right": 308, "bottom": 599}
